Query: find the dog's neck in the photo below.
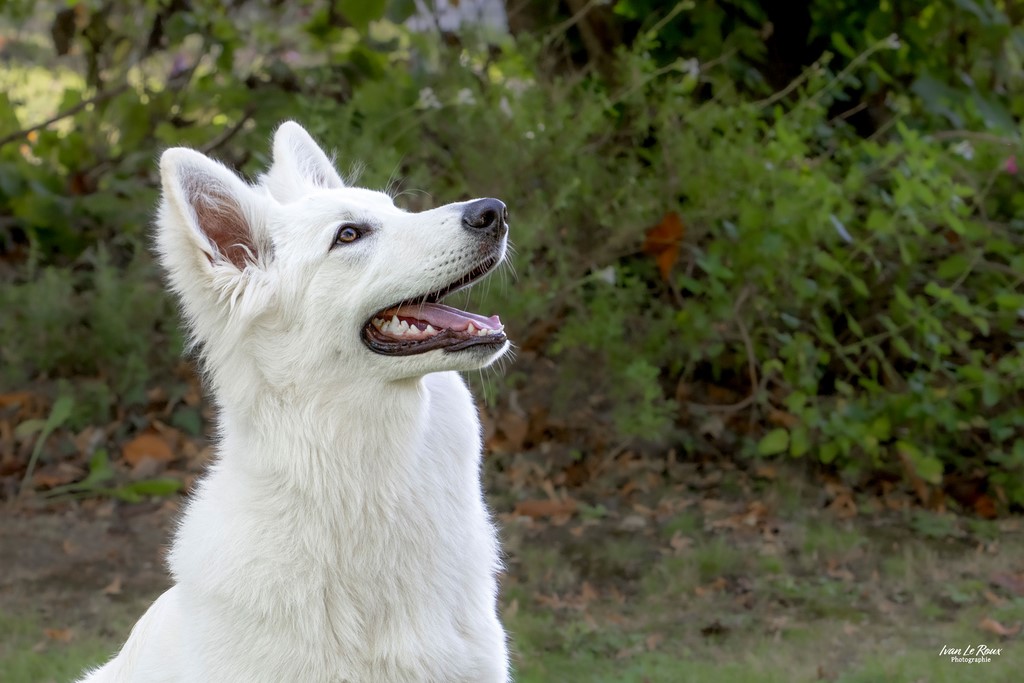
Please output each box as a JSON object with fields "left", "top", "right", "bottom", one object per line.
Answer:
{"left": 211, "top": 373, "right": 431, "bottom": 489}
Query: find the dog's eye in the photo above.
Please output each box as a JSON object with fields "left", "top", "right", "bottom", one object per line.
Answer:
{"left": 334, "top": 225, "right": 362, "bottom": 246}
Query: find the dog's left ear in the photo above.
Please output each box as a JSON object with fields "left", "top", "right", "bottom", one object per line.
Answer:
{"left": 261, "top": 121, "right": 345, "bottom": 203}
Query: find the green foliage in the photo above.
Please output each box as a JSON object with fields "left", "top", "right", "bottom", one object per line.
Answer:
{"left": 1, "top": 1, "right": 1022, "bottom": 505}
{"left": 40, "top": 449, "right": 182, "bottom": 502}
{"left": 15, "top": 394, "right": 74, "bottom": 494}
{"left": 0, "top": 248, "right": 180, "bottom": 395}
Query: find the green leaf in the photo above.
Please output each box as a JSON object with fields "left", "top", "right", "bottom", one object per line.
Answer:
{"left": 45, "top": 395, "right": 74, "bottom": 432}
{"left": 789, "top": 426, "right": 810, "bottom": 457}
{"left": 14, "top": 418, "right": 46, "bottom": 439}
{"left": 936, "top": 253, "right": 969, "bottom": 280}
{"left": 831, "top": 32, "right": 856, "bottom": 58}
{"left": 869, "top": 416, "right": 891, "bottom": 440}
{"left": 386, "top": 0, "right": 418, "bottom": 23}
{"left": 892, "top": 336, "right": 915, "bottom": 360}
{"left": 982, "top": 377, "right": 1001, "bottom": 408}
{"left": 898, "top": 441, "right": 943, "bottom": 485}
{"left": 115, "top": 478, "right": 182, "bottom": 499}
{"left": 995, "top": 293, "right": 1024, "bottom": 310}
{"left": 757, "top": 428, "right": 789, "bottom": 456}
{"left": 813, "top": 251, "right": 845, "bottom": 275}
{"left": 171, "top": 407, "right": 203, "bottom": 436}
{"left": 341, "top": 0, "right": 387, "bottom": 31}
{"left": 20, "top": 395, "right": 75, "bottom": 495}
{"left": 849, "top": 275, "right": 869, "bottom": 298}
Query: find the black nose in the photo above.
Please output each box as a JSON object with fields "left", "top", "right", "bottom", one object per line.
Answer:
{"left": 461, "top": 198, "right": 508, "bottom": 236}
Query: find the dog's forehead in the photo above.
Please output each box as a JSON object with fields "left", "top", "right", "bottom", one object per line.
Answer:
{"left": 332, "top": 186, "right": 396, "bottom": 209}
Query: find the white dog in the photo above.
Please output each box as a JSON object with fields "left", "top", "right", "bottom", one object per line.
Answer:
{"left": 79, "top": 122, "right": 511, "bottom": 682}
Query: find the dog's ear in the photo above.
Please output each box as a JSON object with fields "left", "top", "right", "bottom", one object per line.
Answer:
{"left": 158, "top": 148, "right": 270, "bottom": 273}
{"left": 261, "top": 121, "right": 344, "bottom": 202}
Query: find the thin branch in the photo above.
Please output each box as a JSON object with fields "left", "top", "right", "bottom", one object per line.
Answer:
{"left": 543, "top": 0, "right": 604, "bottom": 40}
{"left": 0, "top": 84, "right": 131, "bottom": 149}
{"left": 754, "top": 65, "right": 817, "bottom": 109}
{"left": 200, "top": 106, "right": 257, "bottom": 155}
{"left": 645, "top": 1, "right": 691, "bottom": 40}
{"left": 683, "top": 287, "right": 767, "bottom": 416}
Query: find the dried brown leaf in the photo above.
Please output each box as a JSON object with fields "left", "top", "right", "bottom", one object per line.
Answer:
{"left": 122, "top": 432, "right": 174, "bottom": 467}
{"left": 513, "top": 498, "right": 577, "bottom": 518}
{"left": 102, "top": 575, "right": 123, "bottom": 596}
{"left": 643, "top": 212, "right": 685, "bottom": 282}
{"left": 991, "top": 572, "right": 1024, "bottom": 597}
{"left": 44, "top": 628, "right": 74, "bottom": 642}
{"left": 978, "top": 616, "right": 1021, "bottom": 637}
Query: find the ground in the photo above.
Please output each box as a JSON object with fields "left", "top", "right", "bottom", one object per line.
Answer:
{"left": 2, "top": 457, "right": 1022, "bottom": 683}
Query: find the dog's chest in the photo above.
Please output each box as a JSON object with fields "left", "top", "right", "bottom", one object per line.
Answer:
{"left": 172, "top": 373, "right": 501, "bottom": 681}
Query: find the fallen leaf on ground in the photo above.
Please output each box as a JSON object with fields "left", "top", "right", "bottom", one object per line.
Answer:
{"left": 983, "top": 590, "right": 1006, "bottom": 607}
{"left": 32, "top": 463, "right": 82, "bottom": 488}
{"left": 129, "top": 455, "right": 165, "bottom": 480}
{"left": 513, "top": 498, "right": 577, "bottom": 518}
{"left": 973, "top": 494, "right": 998, "bottom": 519}
{"left": 827, "top": 491, "right": 857, "bottom": 519}
{"left": 619, "top": 514, "right": 646, "bottom": 531}
{"left": 44, "top": 628, "right": 74, "bottom": 642}
{"left": 978, "top": 616, "right": 1022, "bottom": 637}
{"left": 826, "top": 558, "right": 854, "bottom": 582}
{"left": 710, "top": 501, "right": 770, "bottom": 531}
{"left": 991, "top": 572, "right": 1024, "bottom": 597}
{"left": 103, "top": 575, "right": 123, "bottom": 596}
{"left": 122, "top": 432, "right": 174, "bottom": 467}
{"left": 491, "top": 412, "right": 528, "bottom": 453}
{"left": 0, "top": 391, "right": 35, "bottom": 410}
{"left": 667, "top": 531, "right": 692, "bottom": 554}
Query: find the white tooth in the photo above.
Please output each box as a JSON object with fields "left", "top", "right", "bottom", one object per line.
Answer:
{"left": 466, "top": 323, "right": 476, "bottom": 334}
{"left": 486, "top": 328, "right": 499, "bottom": 336}
{"left": 425, "top": 325, "right": 437, "bottom": 334}
{"left": 399, "top": 320, "right": 410, "bottom": 332}
{"left": 373, "top": 318, "right": 383, "bottom": 328}
{"left": 391, "top": 315, "right": 401, "bottom": 328}
{"left": 478, "top": 329, "right": 487, "bottom": 336}
{"left": 393, "top": 325, "right": 404, "bottom": 336}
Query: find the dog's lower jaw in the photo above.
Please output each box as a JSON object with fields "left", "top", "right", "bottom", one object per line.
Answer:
{"left": 82, "top": 371, "right": 509, "bottom": 683}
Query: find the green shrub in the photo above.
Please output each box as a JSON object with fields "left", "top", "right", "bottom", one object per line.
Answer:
{"left": 0, "top": 246, "right": 180, "bottom": 397}
{"left": 366, "top": 37, "right": 1024, "bottom": 503}
{"left": 1, "top": 2, "right": 1022, "bottom": 506}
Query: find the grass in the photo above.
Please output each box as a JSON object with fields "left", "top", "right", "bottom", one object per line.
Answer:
{"left": 497, "top": 496, "right": 1024, "bottom": 683}
{"left": 0, "top": 611, "right": 114, "bottom": 683}
{"left": 506, "top": 608, "right": 1024, "bottom": 682}
{"left": 3, "top": 502, "right": 1023, "bottom": 683}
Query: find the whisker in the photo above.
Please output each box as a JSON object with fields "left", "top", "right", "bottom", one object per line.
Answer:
{"left": 383, "top": 158, "right": 406, "bottom": 199}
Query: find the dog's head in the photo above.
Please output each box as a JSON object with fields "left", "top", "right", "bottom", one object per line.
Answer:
{"left": 156, "top": 122, "right": 510, "bottom": 397}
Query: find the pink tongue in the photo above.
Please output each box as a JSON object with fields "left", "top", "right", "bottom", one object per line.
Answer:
{"left": 391, "top": 303, "right": 502, "bottom": 331}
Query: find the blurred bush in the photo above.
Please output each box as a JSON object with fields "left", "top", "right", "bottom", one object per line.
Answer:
{"left": 1, "top": 0, "right": 1022, "bottom": 508}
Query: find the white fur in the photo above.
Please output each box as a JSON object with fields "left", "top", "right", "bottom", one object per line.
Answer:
{"left": 79, "top": 122, "right": 510, "bottom": 682}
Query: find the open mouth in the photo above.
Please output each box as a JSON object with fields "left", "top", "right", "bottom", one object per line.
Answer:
{"left": 362, "top": 257, "right": 506, "bottom": 356}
